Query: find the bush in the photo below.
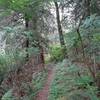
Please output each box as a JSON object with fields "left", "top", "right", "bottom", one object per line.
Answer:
{"left": 0, "top": 54, "right": 10, "bottom": 84}
{"left": 50, "top": 45, "right": 65, "bottom": 62}
{"left": 49, "top": 60, "right": 99, "bottom": 100}
{"left": 0, "top": 50, "right": 26, "bottom": 84}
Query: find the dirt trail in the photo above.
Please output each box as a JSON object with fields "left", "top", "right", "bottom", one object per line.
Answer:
{"left": 36, "top": 65, "right": 55, "bottom": 100}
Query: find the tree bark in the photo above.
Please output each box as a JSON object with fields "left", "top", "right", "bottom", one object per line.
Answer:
{"left": 54, "top": 1, "right": 68, "bottom": 58}
{"left": 54, "top": 1, "right": 65, "bottom": 46}
{"left": 32, "top": 17, "right": 45, "bottom": 66}
{"left": 77, "top": 28, "right": 85, "bottom": 59}
{"left": 84, "top": 0, "right": 91, "bottom": 17}
{"left": 25, "top": 14, "right": 29, "bottom": 61}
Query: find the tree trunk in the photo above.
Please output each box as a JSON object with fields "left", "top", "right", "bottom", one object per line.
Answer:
{"left": 54, "top": 1, "right": 68, "bottom": 58}
{"left": 32, "top": 17, "right": 45, "bottom": 67}
{"left": 25, "top": 14, "right": 29, "bottom": 61}
{"left": 77, "top": 28, "right": 85, "bottom": 59}
{"left": 84, "top": 0, "right": 91, "bottom": 17}
{"left": 54, "top": 1, "right": 65, "bottom": 47}
{"left": 40, "top": 47, "right": 45, "bottom": 66}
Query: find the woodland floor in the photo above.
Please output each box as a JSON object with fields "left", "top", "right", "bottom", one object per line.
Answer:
{"left": 36, "top": 64, "right": 55, "bottom": 100}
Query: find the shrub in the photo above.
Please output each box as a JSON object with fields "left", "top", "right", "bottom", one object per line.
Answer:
{"left": 0, "top": 54, "right": 10, "bottom": 84}
{"left": 0, "top": 50, "right": 26, "bottom": 84}
{"left": 50, "top": 45, "right": 65, "bottom": 62}
{"left": 49, "top": 59, "right": 99, "bottom": 100}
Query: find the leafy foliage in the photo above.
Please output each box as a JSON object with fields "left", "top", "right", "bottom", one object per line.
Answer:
{"left": 0, "top": 0, "right": 100, "bottom": 99}
{"left": 49, "top": 59, "right": 99, "bottom": 100}
{"left": 0, "top": 49, "right": 27, "bottom": 84}
{"left": 50, "top": 45, "right": 65, "bottom": 62}
{"left": 1, "top": 89, "right": 14, "bottom": 100}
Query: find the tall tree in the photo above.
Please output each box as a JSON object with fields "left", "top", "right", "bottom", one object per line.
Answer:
{"left": 25, "top": 13, "right": 30, "bottom": 60}
{"left": 54, "top": 1, "right": 65, "bottom": 47}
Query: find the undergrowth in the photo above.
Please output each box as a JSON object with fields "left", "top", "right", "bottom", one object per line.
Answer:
{"left": 48, "top": 59, "right": 99, "bottom": 100}
{"left": 32, "top": 70, "right": 48, "bottom": 99}
{"left": 1, "top": 70, "right": 47, "bottom": 100}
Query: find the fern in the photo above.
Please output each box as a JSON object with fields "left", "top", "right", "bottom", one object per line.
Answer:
{"left": 1, "top": 89, "right": 15, "bottom": 100}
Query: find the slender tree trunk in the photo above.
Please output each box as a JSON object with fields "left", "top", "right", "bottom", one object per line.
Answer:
{"left": 77, "top": 28, "right": 85, "bottom": 59}
{"left": 25, "top": 14, "right": 29, "bottom": 61}
{"left": 32, "top": 17, "right": 45, "bottom": 66}
{"left": 76, "top": 0, "right": 91, "bottom": 60}
{"left": 76, "top": 11, "right": 86, "bottom": 60}
{"left": 40, "top": 47, "right": 45, "bottom": 67}
{"left": 54, "top": 1, "right": 65, "bottom": 46}
{"left": 54, "top": 1, "right": 68, "bottom": 58}
{"left": 84, "top": 0, "right": 91, "bottom": 17}
{"left": 75, "top": 47, "right": 78, "bottom": 55}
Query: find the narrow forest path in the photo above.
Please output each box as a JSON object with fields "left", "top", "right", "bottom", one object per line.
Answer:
{"left": 36, "top": 64, "right": 55, "bottom": 100}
